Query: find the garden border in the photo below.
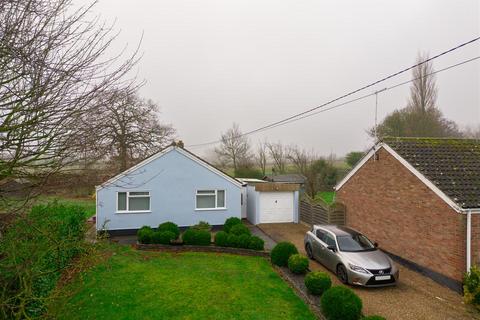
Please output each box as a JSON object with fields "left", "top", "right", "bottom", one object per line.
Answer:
{"left": 135, "top": 243, "right": 270, "bottom": 257}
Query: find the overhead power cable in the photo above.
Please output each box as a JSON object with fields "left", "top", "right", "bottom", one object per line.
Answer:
{"left": 187, "top": 37, "right": 480, "bottom": 148}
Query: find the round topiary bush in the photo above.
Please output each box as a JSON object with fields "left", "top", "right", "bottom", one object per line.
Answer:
{"left": 287, "top": 254, "right": 309, "bottom": 274}
{"left": 230, "top": 223, "right": 251, "bottom": 236}
{"left": 223, "top": 217, "right": 242, "bottom": 233}
{"left": 158, "top": 222, "right": 180, "bottom": 239}
{"left": 137, "top": 226, "right": 154, "bottom": 244}
{"left": 304, "top": 271, "right": 332, "bottom": 295}
{"left": 152, "top": 231, "right": 176, "bottom": 245}
{"left": 214, "top": 231, "right": 229, "bottom": 247}
{"left": 270, "top": 242, "right": 298, "bottom": 267}
{"left": 182, "top": 229, "right": 211, "bottom": 246}
{"left": 321, "top": 286, "right": 363, "bottom": 320}
{"left": 237, "top": 234, "right": 251, "bottom": 249}
{"left": 226, "top": 234, "right": 240, "bottom": 248}
{"left": 362, "top": 316, "right": 386, "bottom": 320}
{"left": 248, "top": 236, "right": 264, "bottom": 251}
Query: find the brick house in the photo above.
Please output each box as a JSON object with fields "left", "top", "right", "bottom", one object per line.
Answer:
{"left": 335, "top": 137, "right": 480, "bottom": 291}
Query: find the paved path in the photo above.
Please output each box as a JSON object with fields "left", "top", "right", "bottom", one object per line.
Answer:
{"left": 245, "top": 223, "right": 276, "bottom": 251}
{"left": 258, "top": 223, "right": 480, "bottom": 320}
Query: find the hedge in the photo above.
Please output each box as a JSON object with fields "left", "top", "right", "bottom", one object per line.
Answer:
{"left": 152, "top": 231, "right": 176, "bottom": 245}
{"left": 137, "top": 226, "right": 155, "bottom": 244}
{"left": 158, "top": 222, "right": 180, "bottom": 239}
{"left": 229, "top": 223, "right": 251, "bottom": 236}
{"left": 0, "top": 202, "right": 88, "bottom": 318}
{"left": 223, "top": 217, "right": 242, "bottom": 233}
{"left": 287, "top": 254, "right": 309, "bottom": 274}
{"left": 182, "top": 229, "right": 211, "bottom": 246}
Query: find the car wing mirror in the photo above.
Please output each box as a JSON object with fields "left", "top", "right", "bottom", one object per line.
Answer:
{"left": 374, "top": 242, "right": 379, "bottom": 248}
{"left": 327, "top": 245, "right": 337, "bottom": 252}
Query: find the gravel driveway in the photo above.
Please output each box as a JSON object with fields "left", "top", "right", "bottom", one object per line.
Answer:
{"left": 258, "top": 223, "right": 480, "bottom": 320}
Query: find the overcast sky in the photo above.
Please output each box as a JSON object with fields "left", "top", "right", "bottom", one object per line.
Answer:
{"left": 84, "top": 0, "right": 479, "bottom": 157}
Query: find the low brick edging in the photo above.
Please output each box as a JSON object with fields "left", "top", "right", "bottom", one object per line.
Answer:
{"left": 135, "top": 243, "right": 270, "bottom": 257}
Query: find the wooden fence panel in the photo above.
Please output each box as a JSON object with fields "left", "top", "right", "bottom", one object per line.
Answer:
{"left": 299, "top": 199, "right": 345, "bottom": 226}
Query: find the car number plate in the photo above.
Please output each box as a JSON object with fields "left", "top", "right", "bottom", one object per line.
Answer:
{"left": 375, "top": 275, "right": 391, "bottom": 281}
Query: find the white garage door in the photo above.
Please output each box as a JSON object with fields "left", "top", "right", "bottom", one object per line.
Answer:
{"left": 259, "top": 192, "right": 294, "bottom": 223}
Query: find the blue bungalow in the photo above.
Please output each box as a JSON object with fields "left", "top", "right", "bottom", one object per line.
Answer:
{"left": 95, "top": 145, "right": 246, "bottom": 234}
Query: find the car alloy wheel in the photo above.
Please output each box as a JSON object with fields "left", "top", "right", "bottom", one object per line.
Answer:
{"left": 305, "top": 243, "right": 314, "bottom": 260}
{"left": 337, "top": 264, "right": 348, "bottom": 284}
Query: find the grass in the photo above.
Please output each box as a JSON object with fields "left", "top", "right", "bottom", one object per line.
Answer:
{"left": 38, "top": 196, "right": 96, "bottom": 218}
{"left": 48, "top": 246, "right": 316, "bottom": 320}
{"left": 0, "top": 195, "right": 96, "bottom": 218}
{"left": 316, "top": 191, "right": 335, "bottom": 205}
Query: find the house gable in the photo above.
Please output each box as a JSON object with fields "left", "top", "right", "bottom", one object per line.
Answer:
{"left": 97, "top": 146, "right": 243, "bottom": 190}
{"left": 336, "top": 141, "right": 479, "bottom": 213}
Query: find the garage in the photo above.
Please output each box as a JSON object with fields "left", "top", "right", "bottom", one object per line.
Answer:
{"left": 239, "top": 179, "right": 300, "bottom": 225}
{"left": 258, "top": 192, "right": 294, "bottom": 223}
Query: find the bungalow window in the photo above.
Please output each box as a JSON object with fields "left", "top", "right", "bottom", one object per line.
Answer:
{"left": 196, "top": 190, "right": 226, "bottom": 210}
{"left": 117, "top": 191, "right": 150, "bottom": 212}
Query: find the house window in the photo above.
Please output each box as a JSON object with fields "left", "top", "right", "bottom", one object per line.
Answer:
{"left": 117, "top": 191, "right": 150, "bottom": 212}
{"left": 196, "top": 190, "right": 226, "bottom": 210}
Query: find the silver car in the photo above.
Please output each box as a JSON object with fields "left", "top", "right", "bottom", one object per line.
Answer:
{"left": 304, "top": 225, "right": 399, "bottom": 287}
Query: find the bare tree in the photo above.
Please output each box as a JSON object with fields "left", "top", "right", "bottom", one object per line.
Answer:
{"left": 266, "top": 142, "right": 287, "bottom": 174}
{"left": 288, "top": 145, "right": 339, "bottom": 198}
{"left": 373, "top": 53, "right": 462, "bottom": 138}
{"left": 81, "top": 90, "right": 176, "bottom": 172}
{"left": 287, "top": 145, "right": 309, "bottom": 174}
{"left": 464, "top": 125, "right": 480, "bottom": 139}
{"left": 0, "top": 0, "right": 140, "bottom": 215}
{"left": 215, "top": 123, "right": 251, "bottom": 171}
{"left": 255, "top": 141, "right": 268, "bottom": 176}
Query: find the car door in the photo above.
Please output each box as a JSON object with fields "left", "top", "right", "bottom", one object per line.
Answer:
{"left": 311, "top": 228, "right": 327, "bottom": 262}
{"left": 321, "top": 232, "right": 339, "bottom": 271}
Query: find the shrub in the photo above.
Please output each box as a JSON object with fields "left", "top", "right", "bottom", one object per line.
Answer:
{"left": 214, "top": 231, "right": 229, "bottom": 247}
{"left": 288, "top": 254, "right": 309, "bottom": 274}
{"left": 0, "top": 202, "right": 87, "bottom": 318}
{"left": 158, "top": 222, "right": 180, "bottom": 239}
{"left": 223, "top": 217, "right": 242, "bottom": 233}
{"left": 248, "top": 236, "right": 265, "bottom": 251}
{"left": 182, "top": 229, "right": 211, "bottom": 246}
{"left": 151, "top": 231, "right": 176, "bottom": 245}
{"left": 270, "top": 242, "right": 298, "bottom": 267}
{"left": 304, "top": 271, "right": 332, "bottom": 295}
{"left": 230, "top": 223, "right": 251, "bottom": 236}
{"left": 237, "top": 234, "right": 251, "bottom": 249}
{"left": 191, "top": 221, "right": 211, "bottom": 232}
{"left": 464, "top": 265, "right": 480, "bottom": 308}
{"left": 362, "top": 316, "right": 386, "bottom": 320}
{"left": 321, "top": 286, "right": 362, "bottom": 320}
{"left": 304, "top": 271, "right": 332, "bottom": 296}
{"left": 226, "top": 234, "right": 240, "bottom": 248}
{"left": 137, "top": 226, "right": 154, "bottom": 244}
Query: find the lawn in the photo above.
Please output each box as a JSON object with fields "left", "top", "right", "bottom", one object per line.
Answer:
{"left": 48, "top": 247, "right": 316, "bottom": 320}
{"left": 40, "top": 196, "right": 96, "bottom": 218}
{"left": 316, "top": 191, "right": 335, "bottom": 205}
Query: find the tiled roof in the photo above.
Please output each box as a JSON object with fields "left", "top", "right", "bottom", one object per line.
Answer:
{"left": 384, "top": 137, "right": 480, "bottom": 209}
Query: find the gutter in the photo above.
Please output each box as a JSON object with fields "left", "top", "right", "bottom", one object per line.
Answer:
{"left": 462, "top": 208, "right": 480, "bottom": 272}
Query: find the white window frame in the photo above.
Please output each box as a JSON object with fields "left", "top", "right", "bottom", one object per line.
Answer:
{"left": 116, "top": 191, "right": 151, "bottom": 213}
{"left": 195, "top": 189, "right": 227, "bottom": 211}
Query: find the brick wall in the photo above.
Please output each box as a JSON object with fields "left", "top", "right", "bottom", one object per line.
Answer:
{"left": 337, "top": 147, "right": 468, "bottom": 282}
